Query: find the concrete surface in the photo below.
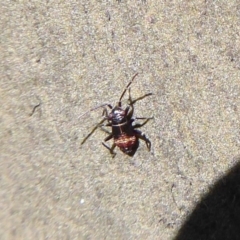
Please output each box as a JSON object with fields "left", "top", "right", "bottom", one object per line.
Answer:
{"left": 1, "top": 0, "right": 240, "bottom": 239}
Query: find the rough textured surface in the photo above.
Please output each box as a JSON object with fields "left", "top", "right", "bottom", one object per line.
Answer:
{"left": 1, "top": 0, "right": 240, "bottom": 239}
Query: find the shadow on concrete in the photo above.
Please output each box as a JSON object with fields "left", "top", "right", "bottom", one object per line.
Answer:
{"left": 175, "top": 157, "right": 240, "bottom": 240}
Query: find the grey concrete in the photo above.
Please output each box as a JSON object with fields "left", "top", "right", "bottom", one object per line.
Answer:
{"left": 1, "top": 0, "right": 240, "bottom": 239}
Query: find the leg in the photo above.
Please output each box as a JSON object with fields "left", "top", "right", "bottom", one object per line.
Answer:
{"left": 97, "top": 120, "right": 112, "bottom": 134}
{"left": 99, "top": 122, "right": 112, "bottom": 128}
{"left": 102, "top": 134, "right": 116, "bottom": 157}
{"left": 126, "top": 88, "right": 153, "bottom": 119}
{"left": 100, "top": 126, "right": 111, "bottom": 135}
{"left": 128, "top": 91, "right": 153, "bottom": 106}
{"left": 81, "top": 118, "right": 107, "bottom": 145}
{"left": 82, "top": 109, "right": 112, "bottom": 144}
{"left": 133, "top": 118, "right": 153, "bottom": 128}
{"left": 102, "top": 108, "right": 107, "bottom": 117}
{"left": 135, "top": 130, "right": 151, "bottom": 151}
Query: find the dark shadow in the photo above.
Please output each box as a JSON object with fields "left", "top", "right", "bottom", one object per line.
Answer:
{"left": 175, "top": 157, "right": 240, "bottom": 240}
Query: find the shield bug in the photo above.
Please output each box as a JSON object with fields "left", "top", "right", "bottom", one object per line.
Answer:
{"left": 80, "top": 73, "right": 152, "bottom": 157}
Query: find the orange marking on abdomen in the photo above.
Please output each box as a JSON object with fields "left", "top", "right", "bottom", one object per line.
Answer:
{"left": 114, "top": 134, "right": 137, "bottom": 148}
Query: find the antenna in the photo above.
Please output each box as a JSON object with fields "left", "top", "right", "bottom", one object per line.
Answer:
{"left": 79, "top": 73, "right": 138, "bottom": 118}
{"left": 119, "top": 73, "right": 138, "bottom": 103}
{"left": 79, "top": 103, "right": 112, "bottom": 119}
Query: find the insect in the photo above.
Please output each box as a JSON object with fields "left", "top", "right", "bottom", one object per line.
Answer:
{"left": 80, "top": 73, "right": 153, "bottom": 157}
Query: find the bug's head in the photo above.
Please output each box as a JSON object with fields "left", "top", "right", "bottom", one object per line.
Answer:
{"left": 108, "top": 107, "right": 126, "bottom": 124}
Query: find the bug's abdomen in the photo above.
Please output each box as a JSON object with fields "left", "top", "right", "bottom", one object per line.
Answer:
{"left": 114, "top": 133, "right": 137, "bottom": 154}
